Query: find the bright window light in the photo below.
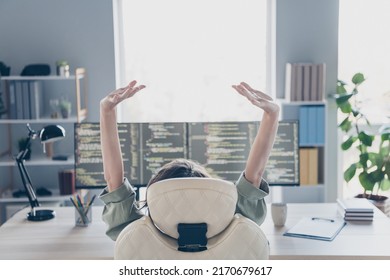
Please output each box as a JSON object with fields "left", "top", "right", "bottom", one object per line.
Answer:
{"left": 339, "top": 0, "right": 390, "bottom": 198}
{"left": 116, "top": 0, "right": 268, "bottom": 122}
{"left": 338, "top": 0, "right": 390, "bottom": 125}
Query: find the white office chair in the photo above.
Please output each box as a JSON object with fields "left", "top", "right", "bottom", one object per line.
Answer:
{"left": 115, "top": 177, "right": 269, "bottom": 259}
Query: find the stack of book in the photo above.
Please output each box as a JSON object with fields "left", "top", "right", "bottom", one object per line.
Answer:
{"left": 285, "top": 62, "right": 326, "bottom": 102}
{"left": 337, "top": 198, "right": 374, "bottom": 221}
{"left": 8, "top": 80, "right": 43, "bottom": 119}
{"left": 299, "top": 147, "right": 319, "bottom": 185}
{"left": 299, "top": 105, "right": 325, "bottom": 146}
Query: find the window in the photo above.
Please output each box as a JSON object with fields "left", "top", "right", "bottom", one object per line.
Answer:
{"left": 338, "top": 0, "right": 390, "bottom": 125}
{"left": 338, "top": 0, "right": 390, "bottom": 198}
{"left": 115, "top": 0, "right": 268, "bottom": 122}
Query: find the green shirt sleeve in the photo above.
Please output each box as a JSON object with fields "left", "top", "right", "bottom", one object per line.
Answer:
{"left": 235, "top": 172, "right": 269, "bottom": 225}
{"left": 99, "top": 178, "right": 143, "bottom": 241}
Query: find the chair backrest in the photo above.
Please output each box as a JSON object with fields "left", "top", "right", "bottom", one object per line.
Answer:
{"left": 115, "top": 177, "right": 269, "bottom": 259}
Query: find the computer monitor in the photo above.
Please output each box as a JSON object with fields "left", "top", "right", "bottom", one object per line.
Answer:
{"left": 263, "top": 121, "right": 299, "bottom": 185}
{"left": 74, "top": 122, "right": 187, "bottom": 189}
{"left": 188, "top": 121, "right": 299, "bottom": 186}
{"left": 187, "top": 122, "right": 257, "bottom": 182}
{"left": 74, "top": 121, "right": 299, "bottom": 189}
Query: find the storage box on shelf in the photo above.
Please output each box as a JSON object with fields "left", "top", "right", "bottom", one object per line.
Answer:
{"left": 0, "top": 68, "right": 87, "bottom": 224}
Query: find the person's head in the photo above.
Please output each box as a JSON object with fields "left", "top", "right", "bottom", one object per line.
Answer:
{"left": 147, "top": 158, "right": 211, "bottom": 187}
{"left": 137, "top": 159, "right": 210, "bottom": 210}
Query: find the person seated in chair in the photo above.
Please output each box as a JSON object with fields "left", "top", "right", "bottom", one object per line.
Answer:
{"left": 99, "top": 80, "right": 280, "bottom": 241}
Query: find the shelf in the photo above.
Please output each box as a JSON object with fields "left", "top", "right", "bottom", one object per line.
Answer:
{"left": 0, "top": 155, "right": 75, "bottom": 167}
{"left": 278, "top": 100, "right": 326, "bottom": 106}
{"left": 299, "top": 144, "right": 325, "bottom": 148}
{"left": 0, "top": 75, "right": 83, "bottom": 81}
{"left": 0, "top": 116, "right": 83, "bottom": 124}
{"left": 0, "top": 67, "right": 87, "bottom": 123}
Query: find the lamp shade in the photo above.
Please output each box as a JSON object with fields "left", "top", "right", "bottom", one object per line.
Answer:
{"left": 39, "top": 125, "right": 65, "bottom": 143}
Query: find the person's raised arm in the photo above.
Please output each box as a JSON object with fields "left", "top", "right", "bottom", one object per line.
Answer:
{"left": 232, "top": 82, "right": 280, "bottom": 187}
{"left": 100, "top": 80, "right": 146, "bottom": 192}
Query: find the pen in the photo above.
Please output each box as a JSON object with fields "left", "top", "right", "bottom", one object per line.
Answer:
{"left": 87, "top": 194, "right": 96, "bottom": 208}
{"left": 312, "top": 217, "right": 334, "bottom": 222}
{"left": 70, "top": 197, "right": 89, "bottom": 224}
{"left": 76, "top": 194, "right": 83, "bottom": 208}
{"left": 83, "top": 194, "right": 96, "bottom": 218}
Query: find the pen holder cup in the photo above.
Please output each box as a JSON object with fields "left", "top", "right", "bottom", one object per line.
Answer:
{"left": 75, "top": 205, "right": 92, "bottom": 227}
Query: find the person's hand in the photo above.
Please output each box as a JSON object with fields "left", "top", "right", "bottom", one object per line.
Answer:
{"left": 232, "top": 82, "right": 279, "bottom": 115}
{"left": 100, "top": 80, "right": 146, "bottom": 113}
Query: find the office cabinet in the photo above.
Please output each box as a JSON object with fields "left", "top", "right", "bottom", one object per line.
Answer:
{"left": 0, "top": 68, "right": 87, "bottom": 224}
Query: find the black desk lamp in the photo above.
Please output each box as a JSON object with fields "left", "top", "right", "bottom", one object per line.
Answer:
{"left": 15, "top": 124, "right": 65, "bottom": 221}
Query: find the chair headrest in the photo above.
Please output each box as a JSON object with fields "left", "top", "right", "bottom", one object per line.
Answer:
{"left": 147, "top": 177, "right": 238, "bottom": 239}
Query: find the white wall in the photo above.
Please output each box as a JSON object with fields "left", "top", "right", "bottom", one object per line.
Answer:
{"left": 0, "top": 0, "right": 116, "bottom": 121}
{"left": 0, "top": 0, "right": 116, "bottom": 200}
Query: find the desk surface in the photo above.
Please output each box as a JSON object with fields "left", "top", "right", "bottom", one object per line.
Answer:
{"left": 0, "top": 206, "right": 114, "bottom": 260}
{"left": 0, "top": 203, "right": 389, "bottom": 260}
{"left": 265, "top": 203, "right": 390, "bottom": 259}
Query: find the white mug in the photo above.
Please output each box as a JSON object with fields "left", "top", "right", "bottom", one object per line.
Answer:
{"left": 271, "top": 203, "right": 287, "bottom": 227}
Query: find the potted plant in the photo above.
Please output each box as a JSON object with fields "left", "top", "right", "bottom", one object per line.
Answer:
{"left": 56, "top": 60, "right": 70, "bottom": 77}
{"left": 334, "top": 73, "right": 390, "bottom": 206}
{"left": 59, "top": 99, "right": 71, "bottom": 118}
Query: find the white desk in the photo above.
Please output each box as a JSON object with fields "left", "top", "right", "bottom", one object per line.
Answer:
{"left": 0, "top": 195, "right": 69, "bottom": 224}
{"left": 264, "top": 203, "right": 390, "bottom": 259}
{"left": 0, "top": 206, "right": 114, "bottom": 260}
{"left": 0, "top": 203, "right": 389, "bottom": 260}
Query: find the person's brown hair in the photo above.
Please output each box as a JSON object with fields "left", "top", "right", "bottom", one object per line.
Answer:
{"left": 137, "top": 159, "right": 210, "bottom": 210}
{"left": 147, "top": 158, "right": 210, "bottom": 187}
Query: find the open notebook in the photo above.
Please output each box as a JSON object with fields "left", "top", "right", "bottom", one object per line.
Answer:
{"left": 284, "top": 217, "right": 346, "bottom": 241}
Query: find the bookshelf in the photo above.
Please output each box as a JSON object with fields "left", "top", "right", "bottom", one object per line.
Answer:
{"left": 277, "top": 61, "right": 327, "bottom": 202}
{"left": 0, "top": 68, "right": 87, "bottom": 223}
{"left": 1, "top": 68, "right": 87, "bottom": 122}
{"left": 277, "top": 101, "right": 326, "bottom": 202}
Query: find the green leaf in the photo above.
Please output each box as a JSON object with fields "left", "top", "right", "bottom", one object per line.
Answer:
{"left": 356, "top": 144, "right": 368, "bottom": 153}
{"left": 344, "top": 164, "right": 357, "bottom": 182}
{"left": 358, "top": 171, "right": 376, "bottom": 191}
{"left": 379, "top": 179, "right": 390, "bottom": 191}
{"left": 339, "top": 117, "right": 352, "bottom": 132}
{"left": 336, "top": 84, "right": 347, "bottom": 95}
{"left": 336, "top": 93, "right": 353, "bottom": 105}
{"left": 358, "top": 131, "right": 374, "bottom": 146}
{"left": 341, "top": 136, "right": 357, "bottom": 150}
{"left": 380, "top": 146, "right": 389, "bottom": 157}
{"left": 352, "top": 73, "right": 365, "bottom": 85}
{"left": 339, "top": 101, "right": 352, "bottom": 114}
{"left": 385, "top": 162, "right": 390, "bottom": 179}
{"left": 368, "top": 152, "right": 383, "bottom": 167}
{"left": 359, "top": 153, "right": 369, "bottom": 168}
{"left": 381, "top": 133, "right": 390, "bottom": 141}
{"left": 371, "top": 169, "right": 384, "bottom": 183}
